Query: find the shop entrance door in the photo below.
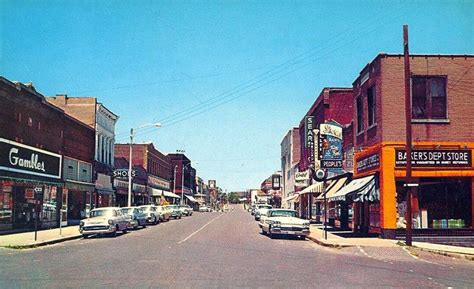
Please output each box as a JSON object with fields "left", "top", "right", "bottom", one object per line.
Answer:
{"left": 13, "top": 187, "right": 35, "bottom": 229}
{"left": 60, "top": 189, "right": 68, "bottom": 227}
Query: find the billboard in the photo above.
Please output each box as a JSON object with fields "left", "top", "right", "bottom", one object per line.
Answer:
{"left": 319, "top": 122, "right": 343, "bottom": 169}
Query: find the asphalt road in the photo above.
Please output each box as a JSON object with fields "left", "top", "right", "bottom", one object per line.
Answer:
{"left": 0, "top": 205, "right": 473, "bottom": 289}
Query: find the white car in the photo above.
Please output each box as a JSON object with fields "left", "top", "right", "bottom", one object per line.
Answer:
{"left": 260, "top": 209, "right": 310, "bottom": 239}
{"left": 79, "top": 207, "right": 129, "bottom": 238}
{"left": 254, "top": 204, "right": 272, "bottom": 221}
{"left": 199, "top": 205, "right": 209, "bottom": 212}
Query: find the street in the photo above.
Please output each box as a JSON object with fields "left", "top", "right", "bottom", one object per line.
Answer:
{"left": 0, "top": 205, "right": 473, "bottom": 289}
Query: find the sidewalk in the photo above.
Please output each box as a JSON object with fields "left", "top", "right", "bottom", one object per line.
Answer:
{"left": 308, "top": 224, "right": 474, "bottom": 260}
{"left": 0, "top": 226, "right": 82, "bottom": 249}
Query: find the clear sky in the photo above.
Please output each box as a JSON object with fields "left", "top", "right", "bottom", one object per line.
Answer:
{"left": 1, "top": 0, "right": 473, "bottom": 191}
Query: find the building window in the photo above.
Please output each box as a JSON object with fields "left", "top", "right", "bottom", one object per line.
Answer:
{"left": 412, "top": 76, "right": 447, "bottom": 119}
{"left": 28, "top": 117, "right": 33, "bottom": 127}
{"left": 367, "top": 86, "right": 376, "bottom": 127}
{"left": 356, "top": 97, "right": 364, "bottom": 133}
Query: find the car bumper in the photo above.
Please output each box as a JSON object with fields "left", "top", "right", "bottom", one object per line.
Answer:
{"left": 80, "top": 225, "right": 115, "bottom": 235}
{"left": 270, "top": 227, "right": 310, "bottom": 236}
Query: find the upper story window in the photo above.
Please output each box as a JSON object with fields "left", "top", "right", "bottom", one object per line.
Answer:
{"left": 367, "top": 86, "right": 376, "bottom": 127}
{"left": 412, "top": 76, "right": 447, "bottom": 119}
{"left": 356, "top": 97, "right": 364, "bottom": 133}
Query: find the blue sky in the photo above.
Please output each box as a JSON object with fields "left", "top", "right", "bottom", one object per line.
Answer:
{"left": 1, "top": 0, "right": 473, "bottom": 191}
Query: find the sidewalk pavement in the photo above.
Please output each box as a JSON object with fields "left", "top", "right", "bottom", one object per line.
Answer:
{"left": 308, "top": 224, "right": 474, "bottom": 261}
{"left": 0, "top": 226, "right": 81, "bottom": 249}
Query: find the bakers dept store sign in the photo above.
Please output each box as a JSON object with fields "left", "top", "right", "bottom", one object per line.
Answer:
{"left": 395, "top": 149, "right": 472, "bottom": 168}
{"left": 0, "top": 138, "right": 62, "bottom": 179}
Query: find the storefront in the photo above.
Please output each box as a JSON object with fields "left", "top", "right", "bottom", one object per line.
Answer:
{"left": 65, "top": 181, "right": 95, "bottom": 225}
{"left": 353, "top": 142, "right": 474, "bottom": 239}
{"left": 0, "top": 138, "right": 63, "bottom": 231}
{"left": 148, "top": 175, "right": 171, "bottom": 205}
{"left": 95, "top": 173, "right": 115, "bottom": 207}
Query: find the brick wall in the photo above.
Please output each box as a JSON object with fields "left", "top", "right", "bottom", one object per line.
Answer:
{"left": 46, "top": 95, "right": 96, "bottom": 128}
{"left": 353, "top": 54, "right": 474, "bottom": 147}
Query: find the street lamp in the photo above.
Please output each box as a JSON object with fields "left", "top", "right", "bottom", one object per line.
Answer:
{"left": 128, "top": 122, "right": 161, "bottom": 207}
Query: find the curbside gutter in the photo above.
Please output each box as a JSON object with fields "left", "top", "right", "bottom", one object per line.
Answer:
{"left": 413, "top": 246, "right": 474, "bottom": 262}
{"left": 0, "top": 234, "right": 83, "bottom": 250}
{"left": 307, "top": 235, "right": 353, "bottom": 249}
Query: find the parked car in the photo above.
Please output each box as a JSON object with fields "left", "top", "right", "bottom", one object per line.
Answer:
{"left": 155, "top": 205, "right": 171, "bottom": 222}
{"left": 254, "top": 204, "right": 272, "bottom": 221}
{"left": 79, "top": 207, "right": 129, "bottom": 238}
{"left": 165, "top": 205, "right": 182, "bottom": 219}
{"left": 121, "top": 207, "right": 147, "bottom": 230}
{"left": 179, "top": 205, "right": 193, "bottom": 216}
{"left": 199, "top": 205, "right": 209, "bottom": 212}
{"left": 259, "top": 209, "right": 310, "bottom": 239}
{"left": 139, "top": 205, "right": 159, "bottom": 225}
{"left": 250, "top": 204, "right": 257, "bottom": 215}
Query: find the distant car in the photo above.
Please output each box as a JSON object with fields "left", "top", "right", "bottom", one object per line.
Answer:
{"left": 155, "top": 205, "right": 171, "bottom": 222}
{"left": 139, "top": 205, "right": 160, "bottom": 225}
{"left": 260, "top": 209, "right": 310, "bottom": 239}
{"left": 121, "top": 207, "right": 147, "bottom": 230}
{"left": 79, "top": 207, "right": 129, "bottom": 238}
{"left": 166, "top": 205, "right": 182, "bottom": 219}
{"left": 254, "top": 204, "right": 272, "bottom": 221}
{"left": 199, "top": 205, "right": 209, "bottom": 212}
{"left": 179, "top": 205, "right": 193, "bottom": 216}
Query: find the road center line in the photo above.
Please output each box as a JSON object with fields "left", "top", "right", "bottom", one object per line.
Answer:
{"left": 178, "top": 213, "right": 225, "bottom": 244}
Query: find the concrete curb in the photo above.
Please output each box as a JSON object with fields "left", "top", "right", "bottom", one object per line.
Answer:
{"left": 412, "top": 246, "right": 474, "bottom": 262}
{"left": 0, "top": 234, "right": 83, "bottom": 249}
{"left": 307, "top": 235, "right": 353, "bottom": 249}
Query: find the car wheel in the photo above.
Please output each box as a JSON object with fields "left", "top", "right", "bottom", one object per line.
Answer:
{"left": 83, "top": 234, "right": 89, "bottom": 239}
{"left": 109, "top": 229, "right": 117, "bottom": 238}
{"left": 122, "top": 227, "right": 128, "bottom": 234}
{"left": 261, "top": 227, "right": 267, "bottom": 235}
{"left": 179, "top": 215, "right": 182, "bottom": 219}
{"left": 153, "top": 217, "right": 158, "bottom": 225}
{"left": 300, "top": 235, "right": 306, "bottom": 240}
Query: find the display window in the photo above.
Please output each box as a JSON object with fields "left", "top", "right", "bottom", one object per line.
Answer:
{"left": 396, "top": 177, "right": 472, "bottom": 229}
{"left": 0, "top": 185, "right": 13, "bottom": 225}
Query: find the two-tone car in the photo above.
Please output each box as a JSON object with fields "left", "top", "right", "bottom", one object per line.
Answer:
{"left": 139, "top": 205, "right": 160, "bottom": 225}
{"left": 165, "top": 205, "right": 182, "bottom": 219}
{"left": 254, "top": 204, "right": 272, "bottom": 221}
{"left": 179, "top": 205, "right": 193, "bottom": 216}
{"left": 259, "top": 209, "right": 310, "bottom": 239}
{"left": 155, "top": 205, "right": 171, "bottom": 222}
{"left": 121, "top": 207, "right": 147, "bottom": 230}
{"left": 79, "top": 207, "right": 129, "bottom": 238}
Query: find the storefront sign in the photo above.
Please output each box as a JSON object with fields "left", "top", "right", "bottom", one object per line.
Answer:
{"left": 113, "top": 169, "right": 136, "bottom": 179}
{"left": 271, "top": 174, "right": 281, "bottom": 190}
{"left": 0, "top": 138, "right": 62, "bottom": 179}
{"left": 356, "top": 152, "right": 380, "bottom": 174}
{"left": 147, "top": 175, "right": 170, "bottom": 190}
{"left": 209, "top": 180, "right": 216, "bottom": 189}
{"left": 395, "top": 149, "right": 472, "bottom": 167}
{"left": 295, "top": 170, "right": 309, "bottom": 181}
{"left": 305, "top": 116, "right": 315, "bottom": 148}
{"left": 319, "top": 122, "right": 343, "bottom": 169}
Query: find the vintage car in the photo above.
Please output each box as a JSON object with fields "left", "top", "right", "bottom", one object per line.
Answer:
{"left": 254, "top": 204, "right": 272, "bottom": 221}
{"left": 165, "top": 205, "right": 182, "bottom": 219}
{"left": 259, "top": 209, "right": 310, "bottom": 239}
{"left": 179, "top": 205, "right": 193, "bottom": 216}
{"left": 199, "top": 205, "right": 209, "bottom": 212}
{"left": 79, "top": 207, "right": 129, "bottom": 238}
{"left": 121, "top": 207, "right": 147, "bottom": 229}
{"left": 139, "top": 205, "right": 160, "bottom": 225}
{"left": 155, "top": 205, "right": 171, "bottom": 222}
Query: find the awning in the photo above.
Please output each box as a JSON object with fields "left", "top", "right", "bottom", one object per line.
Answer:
{"left": 149, "top": 188, "right": 163, "bottom": 197}
{"left": 299, "top": 181, "right": 324, "bottom": 195}
{"left": 329, "top": 175, "right": 376, "bottom": 202}
{"left": 284, "top": 194, "right": 299, "bottom": 203}
{"left": 316, "top": 177, "right": 347, "bottom": 201}
{"left": 184, "top": 194, "right": 197, "bottom": 203}
{"left": 162, "top": 190, "right": 181, "bottom": 199}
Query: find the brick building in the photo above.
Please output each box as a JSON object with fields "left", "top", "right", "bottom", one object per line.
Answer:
{"left": 297, "top": 87, "right": 354, "bottom": 219}
{"left": 114, "top": 143, "right": 174, "bottom": 206}
{"left": 338, "top": 54, "right": 474, "bottom": 239}
{"left": 167, "top": 153, "right": 197, "bottom": 205}
{"left": 280, "top": 127, "right": 301, "bottom": 209}
{"left": 0, "top": 78, "right": 65, "bottom": 231}
{"left": 46, "top": 95, "right": 118, "bottom": 208}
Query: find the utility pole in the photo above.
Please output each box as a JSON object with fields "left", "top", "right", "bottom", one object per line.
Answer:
{"left": 403, "top": 24, "right": 413, "bottom": 246}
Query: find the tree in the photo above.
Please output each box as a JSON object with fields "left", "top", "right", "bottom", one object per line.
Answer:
{"left": 228, "top": 192, "right": 240, "bottom": 204}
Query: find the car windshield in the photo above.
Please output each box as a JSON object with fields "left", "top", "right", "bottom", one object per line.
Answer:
{"left": 90, "top": 209, "right": 113, "bottom": 218}
{"left": 269, "top": 210, "right": 297, "bottom": 218}
{"left": 140, "top": 206, "right": 149, "bottom": 211}
{"left": 121, "top": 208, "right": 131, "bottom": 214}
{"left": 258, "top": 205, "right": 272, "bottom": 209}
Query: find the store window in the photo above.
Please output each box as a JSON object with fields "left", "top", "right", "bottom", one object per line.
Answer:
{"left": 42, "top": 186, "right": 58, "bottom": 227}
{"left": 0, "top": 185, "right": 13, "bottom": 227}
{"left": 356, "top": 97, "right": 364, "bottom": 133}
{"left": 367, "top": 86, "right": 376, "bottom": 127}
{"left": 412, "top": 76, "right": 447, "bottom": 119}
